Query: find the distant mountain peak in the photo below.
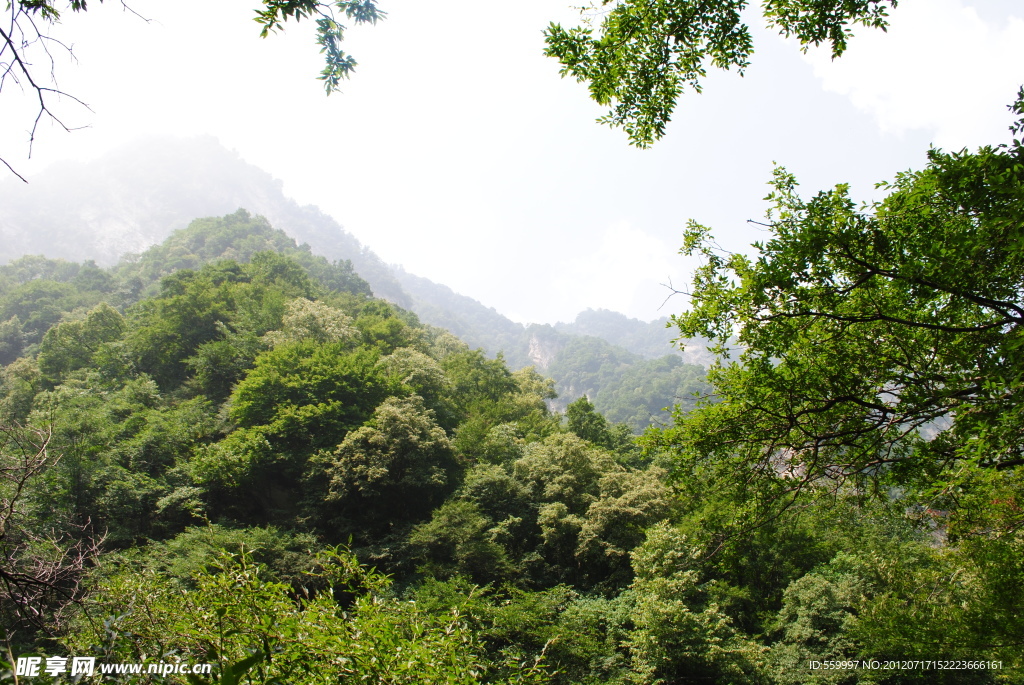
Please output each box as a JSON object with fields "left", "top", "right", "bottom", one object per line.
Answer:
{"left": 0, "top": 135, "right": 410, "bottom": 305}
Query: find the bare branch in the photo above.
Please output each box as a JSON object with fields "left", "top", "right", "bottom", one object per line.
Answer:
{"left": 0, "top": 1, "right": 95, "bottom": 179}
{"left": 0, "top": 421, "right": 102, "bottom": 638}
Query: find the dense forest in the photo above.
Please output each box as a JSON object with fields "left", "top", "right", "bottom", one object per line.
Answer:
{"left": 0, "top": 136, "right": 710, "bottom": 434}
{"left": 0, "top": 210, "right": 688, "bottom": 683}
{"left": 4, "top": 95, "right": 1024, "bottom": 681}
{"left": 1, "top": 0, "right": 1022, "bottom": 681}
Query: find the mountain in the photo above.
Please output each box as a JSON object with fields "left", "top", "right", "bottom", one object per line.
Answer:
{"left": 0, "top": 136, "right": 408, "bottom": 306}
{"left": 392, "top": 272, "right": 714, "bottom": 428}
{"left": 554, "top": 308, "right": 717, "bottom": 368}
{"left": 0, "top": 136, "right": 711, "bottom": 429}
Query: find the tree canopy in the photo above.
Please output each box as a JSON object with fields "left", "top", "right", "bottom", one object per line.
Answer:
{"left": 1, "top": 0, "right": 902, "bottom": 178}
{"left": 5, "top": 198, "right": 1024, "bottom": 678}
{"left": 544, "top": 0, "right": 899, "bottom": 146}
{"left": 654, "top": 91, "right": 1024, "bottom": 536}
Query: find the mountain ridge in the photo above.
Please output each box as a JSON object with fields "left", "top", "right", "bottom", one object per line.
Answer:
{"left": 0, "top": 136, "right": 710, "bottom": 428}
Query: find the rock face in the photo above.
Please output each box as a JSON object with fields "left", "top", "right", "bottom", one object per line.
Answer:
{"left": 526, "top": 327, "right": 563, "bottom": 371}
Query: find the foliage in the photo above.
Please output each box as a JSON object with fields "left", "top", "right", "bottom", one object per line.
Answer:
{"left": 411, "top": 433, "right": 671, "bottom": 590}
{"left": 0, "top": 280, "right": 102, "bottom": 351}
{"left": 594, "top": 355, "right": 710, "bottom": 430}
{"left": 657, "top": 94, "right": 1024, "bottom": 533}
{"left": 544, "top": 0, "right": 898, "bottom": 146}
{"left": 63, "top": 547, "right": 550, "bottom": 684}
{"left": 634, "top": 95, "right": 1024, "bottom": 679}
{"left": 320, "top": 394, "right": 459, "bottom": 536}
{"left": 0, "top": 420, "right": 100, "bottom": 647}
{"left": 407, "top": 500, "right": 514, "bottom": 583}
{"left": 254, "top": 0, "right": 387, "bottom": 92}
{"left": 262, "top": 296, "right": 358, "bottom": 347}
{"left": 30, "top": 375, "right": 217, "bottom": 545}
{"left": 0, "top": 210, "right": 704, "bottom": 684}
{"left": 116, "top": 209, "right": 372, "bottom": 302}
{"left": 626, "top": 522, "right": 768, "bottom": 683}
{"left": 126, "top": 524, "right": 326, "bottom": 589}
{"left": 566, "top": 396, "right": 612, "bottom": 446}
{"left": 15, "top": 194, "right": 1024, "bottom": 681}
{"left": 37, "top": 303, "right": 125, "bottom": 386}
{"left": 547, "top": 335, "right": 707, "bottom": 432}
{"left": 0, "top": 357, "right": 41, "bottom": 422}
{"left": 228, "top": 341, "right": 383, "bottom": 436}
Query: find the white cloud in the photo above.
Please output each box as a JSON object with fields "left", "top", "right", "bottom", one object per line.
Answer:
{"left": 798, "top": 0, "right": 1024, "bottom": 150}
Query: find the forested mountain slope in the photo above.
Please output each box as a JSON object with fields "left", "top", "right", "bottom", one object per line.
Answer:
{"left": 3, "top": 209, "right": 1019, "bottom": 684}
{"left": 3, "top": 118, "right": 1024, "bottom": 679}
{"left": 0, "top": 136, "right": 408, "bottom": 305}
{"left": 0, "top": 217, "right": 686, "bottom": 683}
{"left": 1, "top": 138, "right": 710, "bottom": 430}
{"left": 393, "top": 269, "right": 711, "bottom": 429}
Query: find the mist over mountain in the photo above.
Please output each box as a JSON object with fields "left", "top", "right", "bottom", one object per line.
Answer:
{"left": 0, "top": 136, "right": 710, "bottom": 428}
{"left": 0, "top": 136, "right": 408, "bottom": 305}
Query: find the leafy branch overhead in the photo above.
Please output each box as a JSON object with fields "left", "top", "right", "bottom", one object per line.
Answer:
{"left": 2, "top": 0, "right": 898, "bottom": 179}
{"left": 0, "top": 1, "right": 385, "bottom": 180}
{"left": 253, "top": 0, "right": 386, "bottom": 93}
{"left": 543, "top": 0, "right": 898, "bottom": 146}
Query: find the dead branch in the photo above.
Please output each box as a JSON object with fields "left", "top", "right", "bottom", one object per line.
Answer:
{"left": 0, "top": 422, "right": 103, "bottom": 641}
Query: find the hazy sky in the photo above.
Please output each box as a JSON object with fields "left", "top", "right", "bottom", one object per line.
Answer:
{"left": 1, "top": 0, "right": 1022, "bottom": 324}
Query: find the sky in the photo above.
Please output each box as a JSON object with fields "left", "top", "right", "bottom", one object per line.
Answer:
{"left": 1, "top": 0, "right": 1022, "bottom": 324}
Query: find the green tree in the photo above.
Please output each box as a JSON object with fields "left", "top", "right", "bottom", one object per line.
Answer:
{"left": 353, "top": 299, "right": 422, "bottom": 352}
{"left": 407, "top": 499, "right": 514, "bottom": 582}
{"left": 0, "top": 279, "right": 97, "bottom": 347}
{"left": 228, "top": 340, "right": 383, "bottom": 436}
{"left": 566, "top": 396, "right": 612, "bottom": 446}
{"left": 626, "top": 522, "right": 767, "bottom": 683}
{"left": 594, "top": 355, "right": 710, "bottom": 432}
{"left": 63, "top": 547, "right": 549, "bottom": 685}
{"left": 509, "top": 433, "right": 671, "bottom": 588}
{"left": 0, "top": 420, "right": 100, "bottom": 644}
{"left": 769, "top": 554, "right": 868, "bottom": 683}
{"left": 262, "top": 296, "right": 358, "bottom": 347}
{"left": 37, "top": 302, "right": 125, "bottom": 385}
{"left": 122, "top": 253, "right": 319, "bottom": 389}
{"left": 319, "top": 394, "right": 459, "bottom": 537}
{"left": 544, "top": 0, "right": 899, "bottom": 146}
{"left": 0, "top": 356, "right": 41, "bottom": 422}
{"left": 653, "top": 94, "right": 1024, "bottom": 533}
{"left": 116, "top": 209, "right": 372, "bottom": 301}
{"left": 30, "top": 374, "right": 217, "bottom": 545}
{"left": 0, "top": 316, "right": 24, "bottom": 366}
{"left": 377, "top": 346, "right": 460, "bottom": 430}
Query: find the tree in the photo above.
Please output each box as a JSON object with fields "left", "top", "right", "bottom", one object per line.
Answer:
{"left": 262, "top": 297, "right": 358, "bottom": 348}
{"left": 544, "top": 0, "right": 899, "bottom": 146}
{"left": 320, "top": 394, "right": 459, "bottom": 536}
{"left": 652, "top": 93, "right": 1024, "bottom": 533}
{"left": 0, "top": 421, "right": 100, "bottom": 646}
{"left": 625, "top": 522, "right": 766, "bottom": 683}
{"left": 1, "top": 1, "right": 385, "bottom": 181}
{"left": 566, "top": 396, "right": 612, "bottom": 446}
{"left": 37, "top": 302, "right": 125, "bottom": 385}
